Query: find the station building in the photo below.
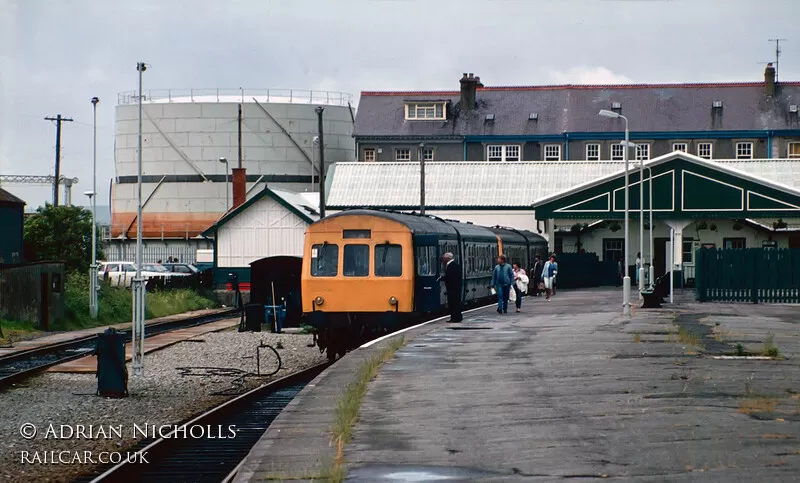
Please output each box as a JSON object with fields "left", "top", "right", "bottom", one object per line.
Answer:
{"left": 326, "top": 65, "right": 800, "bottom": 286}
{"left": 0, "top": 187, "right": 24, "bottom": 264}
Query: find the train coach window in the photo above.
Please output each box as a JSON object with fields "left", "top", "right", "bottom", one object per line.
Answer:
{"left": 375, "top": 244, "right": 402, "bottom": 277}
{"left": 416, "top": 246, "right": 437, "bottom": 276}
{"left": 344, "top": 244, "right": 369, "bottom": 276}
{"left": 311, "top": 243, "right": 338, "bottom": 276}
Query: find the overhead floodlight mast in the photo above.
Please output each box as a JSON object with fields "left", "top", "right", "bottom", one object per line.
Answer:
{"left": 132, "top": 62, "right": 147, "bottom": 378}
{"left": 599, "top": 109, "right": 631, "bottom": 315}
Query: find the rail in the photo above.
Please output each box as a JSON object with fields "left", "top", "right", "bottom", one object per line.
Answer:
{"left": 117, "top": 88, "right": 353, "bottom": 107}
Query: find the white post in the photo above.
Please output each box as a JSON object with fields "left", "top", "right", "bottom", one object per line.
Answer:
{"left": 670, "top": 227, "right": 674, "bottom": 304}
{"left": 90, "top": 98, "right": 99, "bottom": 319}
{"left": 638, "top": 156, "right": 645, "bottom": 293}
{"left": 648, "top": 166, "right": 654, "bottom": 286}
{"left": 132, "top": 62, "right": 147, "bottom": 378}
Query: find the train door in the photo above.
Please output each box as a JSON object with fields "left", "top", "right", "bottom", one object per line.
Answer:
{"left": 414, "top": 236, "right": 441, "bottom": 313}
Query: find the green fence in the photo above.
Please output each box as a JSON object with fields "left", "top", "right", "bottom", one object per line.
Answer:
{"left": 695, "top": 248, "right": 800, "bottom": 303}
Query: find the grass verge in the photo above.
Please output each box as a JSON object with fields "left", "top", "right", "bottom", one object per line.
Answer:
{"left": 0, "top": 319, "right": 41, "bottom": 345}
{"left": 325, "top": 336, "right": 406, "bottom": 482}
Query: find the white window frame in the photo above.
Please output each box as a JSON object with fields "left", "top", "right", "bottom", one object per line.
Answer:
{"left": 672, "top": 143, "right": 688, "bottom": 153}
{"left": 422, "top": 147, "right": 434, "bottom": 161}
{"left": 363, "top": 148, "right": 376, "bottom": 162}
{"left": 787, "top": 142, "right": 800, "bottom": 159}
{"left": 735, "top": 142, "right": 753, "bottom": 160}
{"left": 635, "top": 143, "right": 650, "bottom": 161}
{"left": 487, "top": 144, "right": 520, "bottom": 162}
{"left": 697, "top": 142, "right": 713, "bottom": 159}
{"left": 585, "top": 143, "right": 600, "bottom": 161}
{"left": 405, "top": 102, "right": 446, "bottom": 120}
{"left": 395, "top": 148, "right": 411, "bottom": 161}
{"left": 610, "top": 144, "right": 625, "bottom": 161}
{"left": 544, "top": 144, "right": 561, "bottom": 161}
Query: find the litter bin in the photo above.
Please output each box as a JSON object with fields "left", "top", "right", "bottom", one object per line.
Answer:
{"left": 95, "top": 328, "right": 128, "bottom": 398}
{"left": 244, "top": 303, "right": 265, "bottom": 332}
{"left": 265, "top": 304, "right": 286, "bottom": 333}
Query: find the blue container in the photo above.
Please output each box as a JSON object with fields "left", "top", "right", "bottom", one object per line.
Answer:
{"left": 264, "top": 305, "right": 286, "bottom": 333}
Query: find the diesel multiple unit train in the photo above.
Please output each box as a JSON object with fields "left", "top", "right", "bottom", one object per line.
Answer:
{"left": 301, "top": 209, "right": 548, "bottom": 360}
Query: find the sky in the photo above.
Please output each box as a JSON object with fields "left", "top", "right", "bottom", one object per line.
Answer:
{"left": 1, "top": 0, "right": 798, "bottom": 208}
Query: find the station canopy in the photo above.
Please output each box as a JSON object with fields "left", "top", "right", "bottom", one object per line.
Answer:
{"left": 531, "top": 152, "right": 800, "bottom": 221}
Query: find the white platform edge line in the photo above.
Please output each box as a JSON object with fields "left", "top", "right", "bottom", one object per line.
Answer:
{"left": 359, "top": 304, "right": 493, "bottom": 349}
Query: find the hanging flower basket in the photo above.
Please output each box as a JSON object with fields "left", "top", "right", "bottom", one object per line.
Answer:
{"left": 773, "top": 219, "right": 788, "bottom": 230}
{"left": 709, "top": 223, "right": 718, "bottom": 232}
{"left": 732, "top": 222, "right": 743, "bottom": 231}
{"left": 609, "top": 222, "right": 621, "bottom": 232}
{"left": 696, "top": 221, "right": 708, "bottom": 230}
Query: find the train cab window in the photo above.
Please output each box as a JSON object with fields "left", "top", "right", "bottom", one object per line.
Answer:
{"left": 343, "top": 244, "right": 370, "bottom": 276}
{"left": 416, "top": 246, "right": 438, "bottom": 276}
{"left": 375, "top": 244, "right": 402, "bottom": 277}
{"left": 311, "top": 243, "right": 339, "bottom": 276}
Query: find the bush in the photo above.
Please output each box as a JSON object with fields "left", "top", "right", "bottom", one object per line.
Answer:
{"left": 55, "top": 271, "right": 217, "bottom": 331}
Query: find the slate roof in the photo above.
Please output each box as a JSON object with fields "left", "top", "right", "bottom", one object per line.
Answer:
{"left": 354, "top": 82, "right": 800, "bottom": 138}
{"left": 0, "top": 187, "right": 25, "bottom": 206}
{"left": 325, "top": 158, "right": 800, "bottom": 209}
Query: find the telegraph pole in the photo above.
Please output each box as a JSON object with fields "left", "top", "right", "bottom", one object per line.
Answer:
{"left": 237, "top": 104, "right": 243, "bottom": 169}
{"left": 44, "top": 114, "right": 74, "bottom": 206}
{"left": 315, "top": 106, "right": 326, "bottom": 218}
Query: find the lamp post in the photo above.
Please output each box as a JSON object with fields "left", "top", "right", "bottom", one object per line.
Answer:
{"left": 312, "top": 136, "right": 319, "bottom": 192}
{"left": 219, "top": 157, "right": 229, "bottom": 211}
{"left": 132, "top": 62, "right": 147, "bottom": 377}
{"left": 599, "top": 109, "right": 631, "bottom": 315}
{"left": 89, "top": 96, "right": 99, "bottom": 319}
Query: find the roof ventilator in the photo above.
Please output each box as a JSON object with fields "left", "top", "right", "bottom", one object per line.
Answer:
{"left": 485, "top": 113, "right": 495, "bottom": 122}
{"left": 529, "top": 112, "right": 538, "bottom": 120}
{"left": 712, "top": 100, "right": 723, "bottom": 108}
{"left": 790, "top": 104, "right": 799, "bottom": 114}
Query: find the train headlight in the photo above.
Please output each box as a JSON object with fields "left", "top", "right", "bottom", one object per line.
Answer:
{"left": 388, "top": 296, "right": 398, "bottom": 306}
{"left": 314, "top": 296, "right": 324, "bottom": 306}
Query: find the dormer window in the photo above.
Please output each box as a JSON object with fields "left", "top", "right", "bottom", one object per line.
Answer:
{"left": 405, "top": 101, "right": 446, "bottom": 120}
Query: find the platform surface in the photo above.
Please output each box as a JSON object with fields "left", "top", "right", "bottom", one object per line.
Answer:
{"left": 238, "top": 289, "right": 800, "bottom": 482}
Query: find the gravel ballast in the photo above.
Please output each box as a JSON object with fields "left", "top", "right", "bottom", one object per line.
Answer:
{"left": 0, "top": 326, "right": 326, "bottom": 483}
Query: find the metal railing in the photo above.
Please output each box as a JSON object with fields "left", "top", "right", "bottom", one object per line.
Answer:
{"left": 117, "top": 88, "right": 353, "bottom": 107}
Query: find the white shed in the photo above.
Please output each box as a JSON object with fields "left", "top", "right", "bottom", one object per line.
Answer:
{"left": 203, "top": 187, "right": 320, "bottom": 287}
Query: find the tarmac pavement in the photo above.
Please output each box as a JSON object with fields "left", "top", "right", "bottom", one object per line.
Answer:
{"left": 345, "top": 288, "right": 800, "bottom": 482}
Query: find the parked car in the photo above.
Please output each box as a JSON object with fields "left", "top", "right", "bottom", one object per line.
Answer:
{"left": 161, "top": 263, "right": 200, "bottom": 276}
{"left": 97, "top": 262, "right": 173, "bottom": 288}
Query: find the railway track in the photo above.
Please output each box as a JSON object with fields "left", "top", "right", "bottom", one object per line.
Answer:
{"left": 0, "top": 308, "right": 239, "bottom": 388}
{"left": 80, "top": 363, "right": 329, "bottom": 483}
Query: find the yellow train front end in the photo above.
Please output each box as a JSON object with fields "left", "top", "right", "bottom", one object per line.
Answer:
{"left": 301, "top": 213, "right": 415, "bottom": 360}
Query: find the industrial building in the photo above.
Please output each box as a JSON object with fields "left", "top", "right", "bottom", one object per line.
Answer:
{"left": 107, "top": 88, "right": 355, "bottom": 263}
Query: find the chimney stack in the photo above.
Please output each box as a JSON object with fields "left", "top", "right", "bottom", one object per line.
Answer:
{"left": 765, "top": 63, "right": 776, "bottom": 97}
{"left": 460, "top": 72, "right": 480, "bottom": 111}
{"left": 232, "top": 167, "right": 246, "bottom": 209}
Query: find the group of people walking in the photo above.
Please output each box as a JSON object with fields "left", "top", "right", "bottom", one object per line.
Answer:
{"left": 438, "top": 252, "right": 559, "bottom": 322}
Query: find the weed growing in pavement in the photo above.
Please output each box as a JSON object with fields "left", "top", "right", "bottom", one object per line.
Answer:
{"left": 735, "top": 343, "right": 745, "bottom": 356}
{"left": 276, "top": 340, "right": 284, "bottom": 349}
{"left": 327, "top": 336, "right": 405, "bottom": 482}
{"left": 738, "top": 397, "right": 778, "bottom": 415}
{"left": 762, "top": 333, "right": 780, "bottom": 358}
{"left": 632, "top": 333, "right": 642, "bottom": 343}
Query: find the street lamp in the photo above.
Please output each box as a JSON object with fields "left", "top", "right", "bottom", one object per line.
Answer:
{"left": 132, "top": 62, "right": 147, "bottom": 378}
{"left": 219, "top": 157, "right": 229, "bottom": 211}
{"left": 311, "top": 136, "right": 319, "bottom": 192}
{"left": 599, "top": 109, "right": 631, "bottom": 315}
{"left": 89, "top": 96, "right": 99, "bottom": 319}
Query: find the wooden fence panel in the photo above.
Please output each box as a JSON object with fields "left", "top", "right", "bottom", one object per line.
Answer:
{"left": 696, "top": 248, "right": 800, "bottom": 304}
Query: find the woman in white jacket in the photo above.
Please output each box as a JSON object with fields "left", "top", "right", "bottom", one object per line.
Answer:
{"left": 511, "top": 263, "right": 529, "bottom": 312}
{"left": 541, "top": 255, "right": 558, "bottom": 302}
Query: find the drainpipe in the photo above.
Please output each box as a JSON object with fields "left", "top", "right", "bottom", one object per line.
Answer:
{"left": 463, "top": 140, "right": 467, "bottom": 161}
{"left": 564, "top": 133, "right": 570, "bottom": 160}
{"left": 767, "top": 132, "right": 773, "bottom": 159}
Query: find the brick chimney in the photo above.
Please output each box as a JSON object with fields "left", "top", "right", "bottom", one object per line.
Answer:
{"left": 765, "top": 63, "right": 776, "bottom": 97}
{"left": 232, "top": 168, "right": 246, "bottom": 209}
{"left": 460, "top": 73, "right": 481, "bottom": 111}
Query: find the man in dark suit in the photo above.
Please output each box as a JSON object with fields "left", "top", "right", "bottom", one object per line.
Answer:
{"left": 439, "top": 252, "right": 462, "bottom": 322}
